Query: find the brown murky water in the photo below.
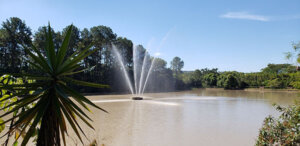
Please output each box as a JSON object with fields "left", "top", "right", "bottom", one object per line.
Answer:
{"left": 71, "top": 89, "right": 299, "bottom": 146}
{"left": 2, "top": 89, "right": 299, "bottom": 146}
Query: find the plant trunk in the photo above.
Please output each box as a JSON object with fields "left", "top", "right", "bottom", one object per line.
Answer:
{"left": 37, "top": 99, "right": 60, "bottom": 146}
{"left": 4, "top": 117, "right": 14, "bottom": 146}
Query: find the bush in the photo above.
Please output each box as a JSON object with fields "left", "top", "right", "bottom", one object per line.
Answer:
{"left": 256, "top": 101, "right": 300, "bottom": 145}
{"left": 224, "top": 74, "right": 239, "bottom": 89}
{"left": 266, "top": 78, "right": 283, "bottom": 89}
{"left": 290, "top": 81, "right": 300, "bottom": 89}
{"left": 202, "top": 73, "right": 218, "bottom": 87}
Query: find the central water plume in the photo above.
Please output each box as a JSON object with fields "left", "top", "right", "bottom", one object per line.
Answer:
{"left": 112, "top": 44, "right": 157, "bottom": 97}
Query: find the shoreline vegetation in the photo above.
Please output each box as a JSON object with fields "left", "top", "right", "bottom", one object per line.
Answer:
{"left": 203, "top": 87, "right": 300, "bottom": 92}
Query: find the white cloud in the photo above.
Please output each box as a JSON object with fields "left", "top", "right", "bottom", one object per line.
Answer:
{"left": 220, "top": 12, "right": 269, "bottom": 22}
{"left": 154, "top": 52, "right": 161, "bottom": 56}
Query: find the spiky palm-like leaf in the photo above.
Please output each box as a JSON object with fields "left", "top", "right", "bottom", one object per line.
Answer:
{"left": 0, "top": 24, "right": 109, "bottom": 146}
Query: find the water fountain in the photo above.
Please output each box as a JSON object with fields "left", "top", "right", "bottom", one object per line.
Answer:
{"left": 112, "top": 44, "right": 158, "bottom": 100}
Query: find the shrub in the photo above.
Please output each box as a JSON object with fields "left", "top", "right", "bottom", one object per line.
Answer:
{"left": 290, "top": 81, "right": 300, "bottom": 89}
{"left": 256, "top": 101, "right": 300, "bottom": 145}
{"left": 266, "top": 78, "right": 283, "bottom": 89}
{"left": 0, "top": 25, "right": 109, "bottom": 146}
{"left": 224, "top": 74, "right": 239, "bottom": 89}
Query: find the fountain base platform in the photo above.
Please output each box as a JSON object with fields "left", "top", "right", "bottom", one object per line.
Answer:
{"left": 132, "top": 97, "right": 143, "bottom": 100}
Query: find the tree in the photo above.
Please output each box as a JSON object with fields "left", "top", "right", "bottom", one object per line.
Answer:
{"left": 224, "top": 74, "right": 239, "bottom": 89}
{"left": 289, "top": 72, "right": 300, "bottom": 89}
{"left": 191, "top": 69, "right": 203, "bottom": 87}
{"left": 147, "top": 58, "right": 175, "bottom": 92}
{"left": 33, "top": 26, "right": 62, "bottom": 55}
{"left": 285, "top": 41, "right": 300, "bottom": 71}
{"left": 200, "top": 68, "right": 218, "bottom": 75}
{"left": 0, "top": 17, "right": 32, "bottom": 73}
{"left": 78, "top": 28, "right": 93, "bottom": 69}
{"left": 0, "top": 25, "right": 108, "bottom": 146}
{"left": 187, "top": 68, "right": 219, "bottom": 88}
{"left": 90, "top": 25, "right": 116, "bottom": 66}
{"left": 115, "top": 37, "right": 133, "bottom": 68}
{"left": 170, "top": 56, "right": 184, "bottom": 74}
{"left": 62, "top": 25, "right": 80, "bottom": 57}
{"left": 266, "top": 78, "right": 283, "bottom": 89}
{"left": 202, "top": 73, "right": 218, "bottom": 87}
{"left": 153, "top": 57, "right": 167, "bottom": 72}
{"left": 89, "top": 25, "right": 116, "bottom": 86}
{"left": 256, "top": 102, "right": 300, "bottom": 145}
{"left": 261, "top": 64, "right": 296, "bottom": 74}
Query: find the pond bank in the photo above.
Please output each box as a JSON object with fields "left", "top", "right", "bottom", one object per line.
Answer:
{"left": 195, "top": 87, "right": 300, "bottom": 93}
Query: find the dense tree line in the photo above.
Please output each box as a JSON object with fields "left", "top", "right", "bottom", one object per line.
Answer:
{"left": 0, "top": 17, "right": 187, "bottom": 93}
{"left": 182, "top": 64, "right": 300, "bottom": 90}
{"left": 1, "top": 17, "right": 299, "bottom": 92}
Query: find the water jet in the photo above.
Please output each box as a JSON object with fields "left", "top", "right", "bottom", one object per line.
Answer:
{"left": 112, "top": 44, "right": 157, "bottom": 97}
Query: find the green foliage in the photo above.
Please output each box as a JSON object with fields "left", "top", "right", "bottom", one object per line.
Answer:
{"left": 62, "top": 25, "right": 80, "bottom": 56}
{"left": 33, "top": 26, "right": 62, "bottom": 54}
{"left": 0, "top": 24, "right": 109, "bottom": 146}
{"left": 216, "top": 72, "right": 243, "bottom": 89}
{"left": 289, "top": 72, "right": 300, "bottom": 89}
{"left": 1, "top": 17, "right": 299, "bottom": 93}
{"left": 224, "top": 74, "right": 239, "bottom": 89}
{"left": 114, "top": 37, "right": 133, "bottom": 67}
{"left": 190, "top": 70, "right": 203, "bottom": 87}
{"left": 0, "top": 74, "right": 38, "bottom": 145}
{"left": 261, "top": 64, "right": 296, "bottom": 74}
{"left": 0, "top": 17, "right": 185, "bottom": 93}
{"left": 286, "top": 41, "right": 300, "bottom": 65}
{"left": 266, "top": 78, "right": 283, "bottom": 89}
{"left": 290, "top": 82, "right": 300, "bottom": 89}
{"left": 0, "top": 118, "right": 4, "bottom": 133}
{"left": 187, "top": 68, "right": 300, "bottom": 90}
{"left": 170, "top": 56, "right": 184, "bottom": 74}
{"left": 146, "top": 57, "right": 177, "bottom": 92}
{"left": 256, "top": 101, "right": 300, "bottom": 145}
{"left": 187, "top": 68, "right": 219, "bottom": 88}
{"left": 202, "top": 73, "right": 218, "bottom": 87}
{"left": 153, "top": 58, "right": 167, "bottom": 71}
{"left": 0, "top": 17, "right": 32, "bottom": 73}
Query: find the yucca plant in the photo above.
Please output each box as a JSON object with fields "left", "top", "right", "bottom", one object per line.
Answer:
{"left": 0, "top": 24, "right": 109, "bottom": 146}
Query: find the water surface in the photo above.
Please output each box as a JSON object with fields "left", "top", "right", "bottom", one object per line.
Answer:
{"left": 74, "top": 89, "right": 300, "bottom": 146}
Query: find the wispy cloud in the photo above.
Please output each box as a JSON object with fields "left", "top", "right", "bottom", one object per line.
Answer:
{"left": 220, "top": 12, "right": 269, "bottom": 22}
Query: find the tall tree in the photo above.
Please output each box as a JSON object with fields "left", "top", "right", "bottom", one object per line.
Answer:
{"left": 115, "top": 37, "right": 133, "bottom": 68}
{"left": 78, "top": 28, "right": 93, "bottom": 69}
{"left": 62, "top": 25, "right": 80, "bottom": 57}
{"left": 147, "top": 57, "right": 175, "bottom": 92}
{"left": 153, "top": 57, "right": 167, "bottom": 72}
{"left": 0, "top": 17, "right": 32, "bottom": 73}
{"left": 170, "top": 56, "right": 184, "bottom": 74}
{"left": 33, "top": 26, "right": 62, "bottom": 55}
{"left": 90, "top": 25, "right": 116, "bottom": 67}
{"left": 90, "top": 25, "right": 116, "bottom": 85}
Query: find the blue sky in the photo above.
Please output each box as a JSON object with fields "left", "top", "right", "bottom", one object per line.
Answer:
{"left": 1, "top": 0, "right": 299, "bottom": 72}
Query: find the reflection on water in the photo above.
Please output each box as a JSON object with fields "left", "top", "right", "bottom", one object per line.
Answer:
{"left": 70, "top": 89, "right": 300, "bottom": 146}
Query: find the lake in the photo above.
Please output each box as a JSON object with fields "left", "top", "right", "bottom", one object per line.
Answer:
{"left": 73, "top": 89, "right": 300, "bottom": 146}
